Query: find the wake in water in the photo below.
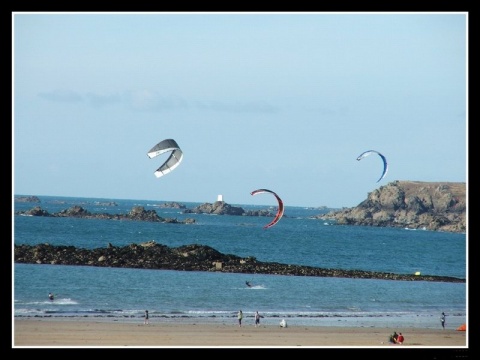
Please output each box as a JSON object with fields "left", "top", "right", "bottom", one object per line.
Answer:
{"left": 19, "top": 298, "right": 78, "bottom": 306}
{"left": 245, "top": 285, "right": 266, "bottom": 289}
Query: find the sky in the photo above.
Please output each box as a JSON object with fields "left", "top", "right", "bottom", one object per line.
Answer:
{"left": 12, "top": 12, "right": 467, "bottom": 208}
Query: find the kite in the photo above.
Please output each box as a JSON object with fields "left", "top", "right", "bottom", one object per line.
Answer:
{"left": 147, "top": 139, "right": 183, "bottom": 178}
{"left": 250, "top": 188, "right": 285, "bottom": 229}
{"left": 356, "top": 150, "right": 388, "bottom": 183}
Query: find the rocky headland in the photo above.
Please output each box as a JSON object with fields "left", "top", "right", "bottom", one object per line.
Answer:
{"left": 315, "top": 181, "right": 466, "bottom": 233}
{"left": 14, "top": 242, "right": 465, "bottom": 283}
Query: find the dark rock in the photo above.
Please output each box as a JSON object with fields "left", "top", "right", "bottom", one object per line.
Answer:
{"left": 20, "top": 206, "right": 52, "bottom": 217}
{"left": 14, "top": 242, "right": 465, "bottom": 283}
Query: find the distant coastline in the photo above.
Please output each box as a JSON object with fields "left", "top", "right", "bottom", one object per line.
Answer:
{"left": 14, "top": 180, "right": 467, "bottom": 233}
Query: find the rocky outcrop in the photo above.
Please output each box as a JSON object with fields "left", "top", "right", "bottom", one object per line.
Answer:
{"left": 317, "top": 181, "right": 466, "bottom": 233}
{"left": 15, "top": 196, "right": 41, "bottom": 203}
{"left": 183, "top": 201, "right": 246, "bottom": 215}
{"left": 14, "top": 242, "right": 464, "bottom": 283}
{"left": 156, "top": 202, "right": 186, "bottom": 209}
{"left": 16, "top": 205, "right": 196, "bottom": 224}
{"left": 183, "top": 201, "right": 279, "bottom": 218}
{"left": 243, "top": 209, "right": 278, "bottom": 217}
{"left": 93, "top": 201, "right": 118, "bottom": 206}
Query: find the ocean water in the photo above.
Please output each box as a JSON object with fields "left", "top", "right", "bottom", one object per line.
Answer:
{"left": 13, "top": 195, "right": 467, "bottom": 330}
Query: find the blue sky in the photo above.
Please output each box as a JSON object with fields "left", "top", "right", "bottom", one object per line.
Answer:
{"left": 12, "top": 12, "right": 467, "bottom": 208}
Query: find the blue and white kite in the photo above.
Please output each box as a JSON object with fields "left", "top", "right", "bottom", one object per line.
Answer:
{"left": 356, "top": 150, "right": 388, "bottom": 183}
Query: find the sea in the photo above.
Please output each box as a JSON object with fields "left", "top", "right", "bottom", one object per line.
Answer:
{"left": 13, "top": 195, "right": 468, "bottom": 331}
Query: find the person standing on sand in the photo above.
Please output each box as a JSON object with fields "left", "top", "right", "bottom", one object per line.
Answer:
{"left": 144, "top": 310, "right": 149, "bottom": 325}
{"left": 237, "top": 310, "right": 243, "bottom": 327}
{"left": 440, "top": 312, "right": 447, "bottom": 329}
{"left": 254, "top": 311, "right": 262, "bottom": 327}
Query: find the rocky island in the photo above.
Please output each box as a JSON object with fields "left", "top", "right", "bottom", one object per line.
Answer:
{"left": 14, "top": 242, "right": 465, "bottom": 283}
{"left": 183, "top": 201, "right": 280, "bottom": 217}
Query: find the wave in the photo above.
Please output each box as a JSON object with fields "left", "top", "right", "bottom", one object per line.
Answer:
{"left": 13, "top": 310, "right": 467, "bottom": 329}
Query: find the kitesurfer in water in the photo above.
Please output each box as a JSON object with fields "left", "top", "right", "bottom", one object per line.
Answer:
{"left": 48, "top": 292, "right": 54, "bottom": 301}
{"left": 246, "top": 281, "right": 252, "bottom": 287}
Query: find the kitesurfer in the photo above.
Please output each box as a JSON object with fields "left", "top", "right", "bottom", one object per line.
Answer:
{"left": 48, "top": 292, "right": 54, "bottom": 301}
{"left": 246, "top": 281, "right": 252, "bottom": 287}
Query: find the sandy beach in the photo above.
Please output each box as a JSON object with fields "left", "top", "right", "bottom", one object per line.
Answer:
{"left": 13, "top": 318, "right": 467, "bottom": 348}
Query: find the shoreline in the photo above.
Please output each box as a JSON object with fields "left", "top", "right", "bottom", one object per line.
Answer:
{"left": 13, "top": 318, "right": 467, "bottom": 348}
{"left": 12, "top": 311, "right": 468, "bottom": 330}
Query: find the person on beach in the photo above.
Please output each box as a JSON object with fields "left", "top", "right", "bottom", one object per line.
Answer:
{"left": 280, "top": 319, "right": 288, "bottom": 328}
{"left": 254, "top": 311, "right": 263, "bottom": 327}
{"left": 389, "top": 331, "right": 398, "bottom": 344}
{"left": 237, "top": 310, "right": 243, "bottom": 327}
{"left": 396, "top": 332, "right": 404, "bottom": 344}
{"left": 48, "top": 293, "right": 54, "bottom": 301}
{"left": 440, "top": 312, "right": 447, "bottom": 329}
{"left": 144, "top": 310, "right": 149, "bottom": 325}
